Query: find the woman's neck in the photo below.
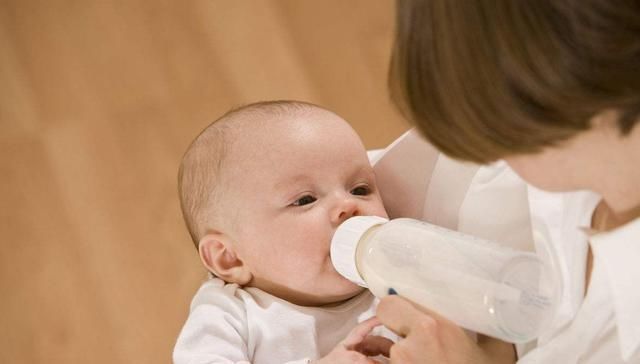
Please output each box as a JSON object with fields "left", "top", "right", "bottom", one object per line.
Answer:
{"left": 593, "top": 121, "right": 640, "bottom": 227}
{"left": 597, "top": 201, "right": 640, "bottom": 231}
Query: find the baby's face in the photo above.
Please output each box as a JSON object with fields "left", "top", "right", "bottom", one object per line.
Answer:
{"left": 224, "top": 111, "right": 387, "bottom": 306}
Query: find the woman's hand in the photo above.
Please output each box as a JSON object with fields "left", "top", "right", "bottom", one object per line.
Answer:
{"left": 376, "top": 295, "right": 517, "bottom": 364}
{"left": 312, "top": 316, "right": 393, "bottom": 364}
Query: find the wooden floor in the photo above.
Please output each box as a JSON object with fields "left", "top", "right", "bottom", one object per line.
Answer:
{"left": 0, "top": 1, "right": 408, "bottom": 363}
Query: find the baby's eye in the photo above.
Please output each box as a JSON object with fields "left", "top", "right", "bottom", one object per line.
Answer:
{"left": 351, "top": 186, "right": 370, "bottom": 196}
{"left": 292, "top": 195, "right": 317, "bottom": 206}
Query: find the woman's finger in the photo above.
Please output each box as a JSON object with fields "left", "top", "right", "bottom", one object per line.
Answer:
{"left": 376, "top": 295, "right": 441, "bottom": 338}
{"left": 353, "top": 335, "right": 394, "bottom": 357}
{"left": 342, "top": 316, "right": 383, "bottom": 349}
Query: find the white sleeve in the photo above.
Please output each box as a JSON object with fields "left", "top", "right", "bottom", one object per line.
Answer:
{"left": 173, "top": 285, "right": 251, "bottom": 364}
{"left": 173, "top": 284, "right": 315, "bottom": 364}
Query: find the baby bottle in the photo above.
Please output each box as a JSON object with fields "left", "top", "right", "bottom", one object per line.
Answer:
{"left": 331, "top": 216, "right": 560, "bottom": 343}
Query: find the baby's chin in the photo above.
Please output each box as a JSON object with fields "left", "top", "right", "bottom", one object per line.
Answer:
{"left": 318, "top": 285, "right": 367, "bottom": 307}
{"left": 333, "top": 277, "right": 367, "bottom": 297}
{"left": 301, "top": 277, "right": 366, "bottom": 306}
{"left": 323, "top": 261, "right": 366, "bottom": 300}
{"left": 280, "top": 285, "right": 365, "bottom": 307}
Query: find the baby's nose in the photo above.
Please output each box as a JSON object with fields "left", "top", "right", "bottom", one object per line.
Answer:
{"left": 331, "top": 195, "right": 359, "bottom": 224}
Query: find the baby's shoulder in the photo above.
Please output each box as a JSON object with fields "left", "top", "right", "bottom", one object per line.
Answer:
{"left": 190, "top": 277, "right": 254, "bottom": 311}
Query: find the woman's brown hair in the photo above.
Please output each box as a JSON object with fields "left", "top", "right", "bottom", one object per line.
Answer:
{"left": 390, "top": 0, "right": 640, "bottom": 163}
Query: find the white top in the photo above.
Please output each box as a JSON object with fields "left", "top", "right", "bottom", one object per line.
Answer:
{"left": 521, "top": 189, "right": 640, "bottom": 363}
{"left": 173, "top": 278, "right": 394, "bottom": 364}
{"left": 372, "top": 130, "right": 640, "bottom": 362}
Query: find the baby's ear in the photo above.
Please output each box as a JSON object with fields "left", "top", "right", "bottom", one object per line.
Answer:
{"left": 198, "top": 233, "right": 252, "bottom": 285}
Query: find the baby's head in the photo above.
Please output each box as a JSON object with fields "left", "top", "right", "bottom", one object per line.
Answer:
{"left": 178, "top": 101, "right": 388, "bottom": 306}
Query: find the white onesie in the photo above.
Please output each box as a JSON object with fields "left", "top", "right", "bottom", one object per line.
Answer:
{"left": 173, "top": 278, "right": 395, "bottom": 364}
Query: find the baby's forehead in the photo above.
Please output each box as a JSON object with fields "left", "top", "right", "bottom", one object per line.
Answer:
{"left": 217, "top": 105, "right": 364, "bottom": 178}
{"left": 222, "top": 117, "right": 296, "bottom": 159}
{"left": 227, "top": 110, "right": 346, "bottom": 152}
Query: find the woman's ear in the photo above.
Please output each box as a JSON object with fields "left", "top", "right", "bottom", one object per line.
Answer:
{"left": 590, "top": 109, "right": 619, "bottom": 131}
{"left": 198, "top": 233, "right": 252, "bottom": 285}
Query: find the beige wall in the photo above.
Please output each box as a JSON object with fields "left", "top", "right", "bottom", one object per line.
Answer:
{"left": 0, "top": 1, "right": 408, "bottom": 363}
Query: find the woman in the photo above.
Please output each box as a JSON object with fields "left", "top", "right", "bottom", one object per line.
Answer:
{"left": 376, "top": 1, "right": 640, "bottom": 363}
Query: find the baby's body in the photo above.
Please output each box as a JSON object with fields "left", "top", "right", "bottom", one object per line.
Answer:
{"left": 174, "top": 101, "right": 395, "bottom": 363}
{"left": 174, "top": 278, "right": 389, "bottom": 364}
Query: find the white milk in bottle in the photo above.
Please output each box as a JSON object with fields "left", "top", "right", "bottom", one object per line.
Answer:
{"left": 330, "top": 216, "right": 560, "bottom": 343}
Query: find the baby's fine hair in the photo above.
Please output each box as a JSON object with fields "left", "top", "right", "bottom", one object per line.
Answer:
{"left": 177, "top": 100, "right": 322, "bottom": 248}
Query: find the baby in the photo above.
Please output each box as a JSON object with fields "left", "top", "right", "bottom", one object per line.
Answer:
{"left": 173, "top": 100, "right": 395, "bottom": 364}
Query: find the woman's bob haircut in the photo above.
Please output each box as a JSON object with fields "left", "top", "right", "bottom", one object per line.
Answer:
{"left": 390, "top": 0, "right": 640, "bottom": 163}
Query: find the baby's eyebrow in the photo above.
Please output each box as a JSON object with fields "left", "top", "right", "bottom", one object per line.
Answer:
{"left": 351, "top": 165, "right": 376, "bottom": 180}
{"left": 273, "top": 174, "right": 313, "bottom": 194}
